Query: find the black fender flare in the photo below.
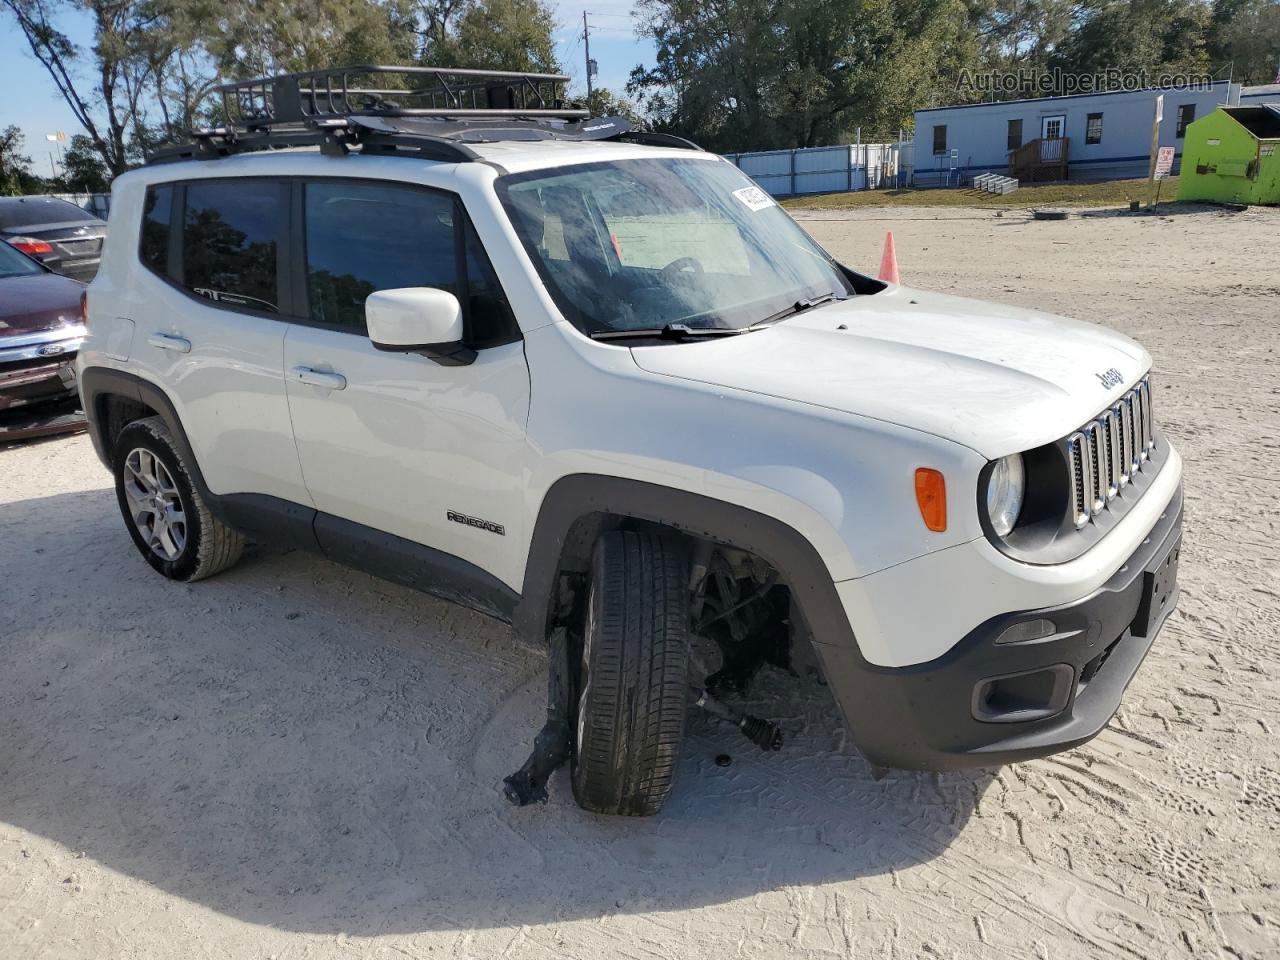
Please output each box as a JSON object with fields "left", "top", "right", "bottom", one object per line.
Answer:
{"left": 514, "top": 474, "right": 859, "bottom": 654}
{"left": 81, "top": 367, "right": 210, "bottom": 493}
{"left": 79, "top": 365, "right": 319, "bottom": 552}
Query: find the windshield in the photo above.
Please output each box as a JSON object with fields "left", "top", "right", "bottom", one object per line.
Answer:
{"left": 497, "top": 157, "right": 854, "bottom": 335}
{"left": 0, "top": 240, "right": 44, "bottom": 279}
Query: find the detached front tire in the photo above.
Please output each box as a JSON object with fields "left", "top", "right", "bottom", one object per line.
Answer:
{"left": 572, "top": 531, "right": 690, "bottom": 816}
{"left": 112, "top": 416, "right": 245, "bottom": 582}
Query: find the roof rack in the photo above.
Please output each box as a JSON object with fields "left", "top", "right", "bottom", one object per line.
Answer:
{"left": 146, "top": 63, "right": 702, "bottom": 165}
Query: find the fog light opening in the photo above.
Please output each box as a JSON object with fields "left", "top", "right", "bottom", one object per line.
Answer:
{"left": 971, "top": 663, "right": 1074, "bottom": 724}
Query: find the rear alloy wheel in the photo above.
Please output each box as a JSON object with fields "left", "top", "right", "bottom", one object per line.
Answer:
{"left": 112, "top": 416, "right": 245, "bottom": 582}
{"left": 122, "top": 447, "right": 187, "bottom": 561}
{"left": 571, "top": 531, "right": 690, "bottom": 816}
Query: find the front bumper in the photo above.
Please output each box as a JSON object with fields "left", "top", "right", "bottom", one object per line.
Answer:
{"left": 0, "top": 358, "right": 79, "bottom": 410}
{"left": 813, "top": 482, "right": 1183, "bottom": 771}
{"left": 0, "top": 327, "right": 85, "bottom": 411}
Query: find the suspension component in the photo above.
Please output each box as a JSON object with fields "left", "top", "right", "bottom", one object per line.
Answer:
{"left": 503, "top": 626, "right": 573, "bottom": 806}
{"left": 693, "top": 687, "right": 783, "bottom": 751}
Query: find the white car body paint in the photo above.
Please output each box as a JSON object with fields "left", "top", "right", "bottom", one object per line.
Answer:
{"left": 79, "top": 141, "right": 1181, "bottom": 674}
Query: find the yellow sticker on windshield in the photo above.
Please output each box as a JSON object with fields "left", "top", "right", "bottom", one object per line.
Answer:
{"left": 732, "top": 186, "right": 775, "bottom": 212}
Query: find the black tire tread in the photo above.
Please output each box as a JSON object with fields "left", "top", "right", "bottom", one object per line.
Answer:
{"left": 115, "top": 416, "right": 245, "bottom": 582}
{"left": 573, "top": 531, "right": 689, "bottom": 816}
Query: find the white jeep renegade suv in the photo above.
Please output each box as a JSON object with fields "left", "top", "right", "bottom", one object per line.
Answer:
{"left": 77, "top": 65, "right": 1183, "bottom": 816}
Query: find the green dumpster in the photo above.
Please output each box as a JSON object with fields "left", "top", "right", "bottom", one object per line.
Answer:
{"left": 1176, "top": 104, "right": 1280, "bottom": 205}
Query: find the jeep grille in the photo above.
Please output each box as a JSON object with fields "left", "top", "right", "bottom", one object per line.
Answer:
{"left": 1067, "top": 378, "right": 1155, "bottom": 529}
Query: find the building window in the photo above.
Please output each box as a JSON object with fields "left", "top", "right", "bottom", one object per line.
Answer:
{"left": 1007, "top": 119, "right": 1023, "bottom": 152}
{"left": 1176, "top": 104, "right": 1195, "bottom": 138}
{"left": 1086, "top": 113, "right": 1103, "bottom": 145}
{"left": 932, "top": 125, "right": 947, "bottom": 155}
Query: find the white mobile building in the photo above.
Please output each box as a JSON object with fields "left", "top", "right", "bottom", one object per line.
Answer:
{"left": 911, "top": 82, "right": 1256, "bottom": 185}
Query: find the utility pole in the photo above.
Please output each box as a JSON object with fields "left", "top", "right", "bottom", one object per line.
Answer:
{"left": 583, "top": 11, "right": 595, "bottom": 102}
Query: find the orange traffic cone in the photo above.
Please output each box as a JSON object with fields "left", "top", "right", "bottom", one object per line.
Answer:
{"left": 878, "top": 231, "right": 900, "bottom": 285}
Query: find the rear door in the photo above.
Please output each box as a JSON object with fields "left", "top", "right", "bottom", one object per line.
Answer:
{"left": 282, "top": 179, "right": 530, "bottom": 587}
{"left": 128, "top": 178, "right": 309, "bottom": 504}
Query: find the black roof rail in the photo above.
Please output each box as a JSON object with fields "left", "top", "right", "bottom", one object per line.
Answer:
{"left": 146, "top": 63, "right": 703, "bottom": 165}
{"left": 614, "top": 130, "right": 704, "bottom": 151}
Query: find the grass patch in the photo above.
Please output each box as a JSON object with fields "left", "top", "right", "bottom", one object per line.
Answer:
{"left": 781, "top": 177, "right": 1177, "bottom": 209}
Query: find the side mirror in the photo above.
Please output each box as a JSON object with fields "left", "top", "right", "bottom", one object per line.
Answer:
{"left": 365, "top": 288, "right": 475, "bottom": 366}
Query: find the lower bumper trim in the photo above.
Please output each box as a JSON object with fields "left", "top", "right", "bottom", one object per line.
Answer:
{"left": 813, "top": 482, "right": 1183, "bottom": 771}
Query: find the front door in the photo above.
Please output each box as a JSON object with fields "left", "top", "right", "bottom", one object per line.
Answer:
{"left": 282, "top": 179, "right": 530, "bottom": 588}
{"left": 1041, "top": 115, "right": 1066, "bottom": 140}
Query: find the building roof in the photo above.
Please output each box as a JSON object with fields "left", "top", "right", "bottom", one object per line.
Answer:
{"left": 1240, "top": 83, "right": 1280, "bottom": 101}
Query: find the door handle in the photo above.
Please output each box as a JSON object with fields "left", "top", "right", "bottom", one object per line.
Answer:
{"left": 291, "top": 366, "right": 347, "bottom": 391}
{"left": 148, "top": 333, "right": 192, "bottom": 354}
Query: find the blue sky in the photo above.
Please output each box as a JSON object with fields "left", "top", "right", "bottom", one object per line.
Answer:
{"left": 0, "top": 1, "right": 653, "bottom": 173}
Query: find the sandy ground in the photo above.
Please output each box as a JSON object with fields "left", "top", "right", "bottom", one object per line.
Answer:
{"left": 2, "top": 204, "right": 1278, "bottom": 959}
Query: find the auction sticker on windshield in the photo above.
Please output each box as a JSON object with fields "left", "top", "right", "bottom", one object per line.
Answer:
{"left": 733, "top": 186, "right": 775, "bottom": 211}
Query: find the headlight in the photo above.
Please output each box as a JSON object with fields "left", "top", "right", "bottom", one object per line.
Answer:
{"left": 986, "top": 454, "right": 1025, "bottom": 536}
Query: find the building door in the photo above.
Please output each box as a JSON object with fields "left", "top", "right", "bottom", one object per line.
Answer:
{"left": 1041, "top": 115, "right": 1066, "bottom": 140}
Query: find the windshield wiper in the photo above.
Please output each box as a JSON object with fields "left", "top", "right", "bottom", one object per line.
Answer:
{"left": 749, "top": 292, "right": 847, "bottom": 329}
{"left": 589, "top": 323, "right": 753, "bottom": 342}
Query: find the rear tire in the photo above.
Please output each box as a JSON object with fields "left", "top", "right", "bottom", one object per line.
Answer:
{"left": 112, "top": 416, "right": 245, "bottom": 582}
{"left": 571, "top": 531, "right": 690, "bottom": 816}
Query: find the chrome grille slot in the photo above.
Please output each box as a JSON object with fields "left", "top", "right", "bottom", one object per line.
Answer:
{"left": 1139, "top": 379, "right": 1154, "bottom": 457}
{"left": 1067, "top": 432, "right": 1090, "bottom": 527}
{"left": 1118, "top": 398, "right": 1134, "bottom": 483}
{"left": 1125, "top": 394, "right": 1141, "bottom": 474}
{"left": 1104, "top": 409, "right": 1121, "bottom": 499}
{"left": 1084, "top": 421, "right": 1106, "bottom": 512}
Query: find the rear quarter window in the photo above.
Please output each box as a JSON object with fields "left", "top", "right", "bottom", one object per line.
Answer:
{"left": 140, "top": 185, "right": 173, "bottom": 274}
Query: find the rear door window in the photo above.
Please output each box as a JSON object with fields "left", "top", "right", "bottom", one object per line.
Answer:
{"left": 182, "top": 180, "right": 286, "bottom": 313}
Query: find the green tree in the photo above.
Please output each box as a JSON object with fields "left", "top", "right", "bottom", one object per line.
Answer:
{"left": 428, "top": 0, "right": 560, "bottom": 72}
{"left": 1210, "top": 0, "right": 1280, "bottom": 83}
{"left": 57, "top": 134, "right": 112, "bottom": 193}
{"left": 0, "top": 125, "right": 35, "bottom": 195}
{"left": 629, "top": 0, "right": 977, "bottom": 151}
{"left": 2, "top": 0, "right": 191, "bottom": 177}
{"left": 197, "top": 0, "right": 419, "bottom": 78}
{"left": 1048, "top": 0, "right": 1214, "bottom": 78}
{"left": 569, "top": 88, "right": 646, "bottom": 126}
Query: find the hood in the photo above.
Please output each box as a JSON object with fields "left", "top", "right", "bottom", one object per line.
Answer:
{"left": 629, "top": 286, "right": 1150, "bottom": 459}
{"left": 0, "top": 272, "right": 84, "bottom": 338}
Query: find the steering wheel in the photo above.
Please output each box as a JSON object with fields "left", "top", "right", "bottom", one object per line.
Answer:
{"left": 660, "top": 256, "right": 704, "bottom": 277}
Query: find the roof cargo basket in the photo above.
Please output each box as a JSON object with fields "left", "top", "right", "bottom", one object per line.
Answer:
{"left": 221, "top": 64, "right": 583, "bottom": 125}
{"left": 147, "top": 63, "right": 702, "bottom": 165}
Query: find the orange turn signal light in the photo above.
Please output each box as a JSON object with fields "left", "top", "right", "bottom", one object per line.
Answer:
{"left": 914, "top": 468, "right": 947, "bottom": 532}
